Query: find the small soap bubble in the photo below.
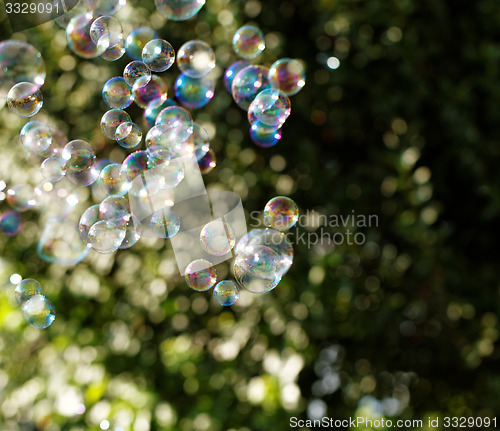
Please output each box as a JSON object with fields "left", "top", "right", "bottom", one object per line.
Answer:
{"left": 132, "top": 75, "right": 168, "bottom": 109}
{"left": 123, "top": 61, "right": 151, "bottom": 87}
{"left": 249, "top": 122, "right": 282, "bottom": 148}
{"left": 120, "top": 150, "right": 149, "bottom": 183}
{"left": 15, "top": 278, "right": 44, "bottom": 305}
{"left": 156, "top": 106, "right": 192, "bottom": 127}
{"left": 198, "top": 148, "right": 216, "bottom": 174}
{"left": 120, "top": 150, "right": 162, "bottom": 197}
{"left": 200, "top": 219, "right": 236, "bottom": 256}
{"left": 126, "top": 27, "right": 158, "bottom": 61}
{"left": 102, "top": 77, "right": 133, "bottom": 109}
{"left": 100, "top": 38, "right": 126, "bottom": 61}
{"left": 177, "top": 40, "right": 215, "bottom": 78}
{"left": 20, "top": 121, "right": 52, "bottom": 154}
{"left": 62, "top": 140, "right": 99, "bottom": 186}
{"left": 7, "top": 82, "right": 43, "bottom": 117}
{"left": 67, "top": 13, "right": 105, "bottom": 59}
{"left": 88, "top": 220, "right": 126, "bottom": 253}
{"left": 0, "top": 211, "right": 23, "bottom": 236}
{"left": 268, "top": 58, "right": 306, "bottom": 96}
{"left": 115, "top": 122, "right": 142, "bottom": 148}
{"left": 248, "top": 89, "right": 291, "bottom": 128}
{"left": 147, "top": 147, "right": 185, "bottom": 189}
{"left": 184, "top": 259, "right": 217, "bottom": 291}
{"left": 22, "top": 295, "right": 56, "bottom": 329}
{"left": 41, "top": 156, "right": 66, "bottom": 182}
{"left": 101, "top": 109, "right": 132, "bottom": 139}
{"left": 174, "top": 73, "right": 214, "bottom": 109}
{"left": 90, "top": 15, "right": 123, "bottom": 52}
{"left": 232, "top": 25, "right": 265, "bottom": 59}
{"left": 98, "top": 163, "right": 130, "bottom": 197}
{"left": 6, "top": 185, "right": 37, "bottom": 212}
{"left": 213, "top": 280, "right": 240, "bottom": 306}
{"left": 143, "top": 98, "right": 177, "bottom": 129}
{"left": 119, "top": 215, "right": 141, "bottom": 249}
{"left": 142, "top": 39, "right": 175, "bottom": 72}
{"left": 264, "top": 196, "right": 299, "bottom": 230}
{"left": 99, "top": 196, "right": 131, "bottom": 226}
{"left": 150, "top": 208, "right": 180, "bottom": 238}
{"left": 231, "top": 65, "right": 270, "bottom": 110}
{"left": 223, "top": 60, "right": 250, "bottom": 93}
{"left": 79, "top": 204, "right": 101, "bottom": 242}
{"left": 154, "top": 0, "right": 205, "bottom": 21}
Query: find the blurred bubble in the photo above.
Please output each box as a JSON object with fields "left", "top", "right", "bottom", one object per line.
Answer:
{"left": 41, "top": 156, "right": 66, "bottom": 182}
{"left": 102, "top": 77, "right": 133, "bottom": 109}
{"left": 101, "top": 109, "right": 132, "bottom": 140}
{"left": 184, "top": 259, "right": 217, "bottom": 291}
{"left": 213, "top": 280, "right": 240, "bottom": 306}
{"left": 34, "top": 179, "right": 80, "bottom": 218}
{"left": 79, "top": 204, "right": 101, "bottom": 242}
{"left": 88, "top": 220, "right": 126, "bottom": 253}
{"left": 116, "top": 122, "right": 143, "bottom": 148}
{"left": 150, "top": 208, "right": 180, "bottom": 238}
{"left": 123, "top": 61, "right": 151, "bottom": 87}
{"left": 15, "top": 279, "right": 44, "bottom": 305}
{"left": 249, "top": 122, "right": 282, "bottom": 148}
{"left": 7, "top": 82, "right": 43, "bottom": 117}
{"left": 269, "top": 58, "right": 306, "bottom": 96}
{"left": 232, "top": 25, "right": 265, "bottom": 59}
{"left": 6, "top": 185, "right": 37, "bottom": 212}
{"left": 223, "top": 60, "right": 250, "bottom": 93}
{"left": 177, "top": 40, "right": 215, "bottom": 78}
{"left": 62, "top": 140, "right": 99, "bottom": 186}
{"left": 0, "top": 210, "right": 23, "bottom": 236}
{"left": 126, "top": 27, "right": 158, "bottom": 61}
{"left": 98, "top": 163, "right": 130, "bottom": 196}
{"left": 142, "top": 39, "right": 175, "bottom": 72}
{"left": 198, "top": 148, "right": 216, "bottom": 174}
{"left": 66, "top": 13, "right": 105, "bottom": 59}
{"left": 231, "top": 65, "right": 269, "bottom": 110}
{"left": 133, "top": 75, "right": 168, "bottom": 109}
{"left": 154, "top": 0, "right": 205, "bottom": 21}
{"left": 248, "top": 89, "right": 291, "bottom": 128}
{"left": 22, "top": 295, "right": 56, "bottom": 329}
{"left": 174, "top": 73, "right": 214, "bottom": 109}
{"left": 200, "top": 219, "right": 236, "bottom": 256}
{"left": 263, "top": 196, "right": 299, "bottom": 230}
{"left": 20, "top": 121, "right": 52, "bottom": 153}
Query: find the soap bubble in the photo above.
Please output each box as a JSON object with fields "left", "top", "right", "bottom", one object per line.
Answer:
{"left": 120, "top": 150, "right": 149, "bottom": 183}
{"left": 231, "top": 65, "right": 269, "bottom": 110}
{"left": 79, "top": 204, "right": 101, "bottom": 241}
{"left": 143, "top": 98, "right": 177, "bottom": 129}
{"left": 15, "top": 278, "right": 44, "bottom": 305}
{"left": 102, "top": 77, "right": 133, "bottom": 109}
{"left": 154, "top": 0, "right": 205, "bottom": 21}
{"left": 184, "top": 259, "right": 217, "bottom": 291}
{"left": 100, "top": 38, "right": 126, "bottom": 61}
{"left": 101, "top": 109, "right": 132, "bottom": 139}
{"left": 34, "top": 179, "right": 80, "bottom": 218}
{"left": 66, "top": 13, "right": 105, "bottom": 59}
{"left": 90, "top": 15, "right": 123, "bottom": 52}
{"left": 6, "top": 185, "right": 37, "bottom": 212}
{"left": 99, "top": 196, "right": 131, "bottom": 226}
{"left": 123, "top": 61, "right": 151, "bottom": 87}
{"left": 0, "top": 40, "right": 45, "bottom": 98}
{"left": 200, "top": 219, "right": 236, "bottom": 256}
{"left": 174, "top": 73, "right": 214, "bottom": 109}
{"left": 147, "top": 146, "right": 185, "bottom": 189}
{"left": 54, "top": 0, "right": 97, "bottom": 28}
{"left": 7, "top": 82, "right": 43, "bottom": 117}
{"left": 41, "top": 156, "right": 66, "bottom": 182}
{"left": 120, "top": 150, "right": 162, "bottom": 197}
{"left": 88, "top": 220, "right": 126, "bottom": 253}
{"left": 95, "top": 0, "right": 126, "bottom": 15}
{"left": 115, "top": 122, "right": 142, "bottom": 148}
{"left": 150, "top": 208, "right": 180, "bottom": 238}
{"left": 132, "top": 75, "right": 168, "bottom": 109}
{"left": 0, "top": 211, "right": 23, "bottom": 236}
{"left": 268, "top": 58, "right": 306, "bottom": 96}
{"left": 249, "top": 122, "right": 282, "bottom": 148}
{"left": 126, "top": 27, "right": 158, "bottom": 60}
{"left": 142, "top": 39, "right": 175, "bottom": 72}
{"left": 22, "top": 295, "right": 56, "bottom": 329}
{"left": 198, "top": 148, "right": 216, "bottom": 174}
{"left": 213, "top": 280, "right": 240, "bottom": 306}
{"left": 62, "top": 140, "right": 99, "bottom": 186}
{"left": 119, "top": 215, "right": 141, "bottom": 249}
{"left": 156, "top": 106, "right": 192, "bottom": 127}
{"left": 264, "top": 196, "right": 299, "bottom": 230}
{"left": 20, "top": 121, "right": 52, "bottom": 154}
{"left": 248, "top": 89, "right": 291, "bottom": 128}
{"left": 177, "top": 40, "right": 215, "bottom": 78}
{"left": 98, "top": 163, "right": 130, "bottom": 196}
{"left": 232, "top": 25, "right": 265, "bottom": 59}
{"left": 223, "top": 60, "right": 250, "bottom": 93}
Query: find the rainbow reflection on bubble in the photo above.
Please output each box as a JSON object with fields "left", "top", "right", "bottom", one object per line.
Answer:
{"left": 184, "top": 259, "right": 217, "bottom": 291}
{"left": 213, "top": 280, "right": 239, "bottom": 306}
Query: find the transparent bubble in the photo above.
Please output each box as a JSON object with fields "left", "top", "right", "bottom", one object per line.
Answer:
{"left": 100, "top": 38, "right": 126, "bottom": 61}
{"left": 34, "top": 179, "right": 80, "bottom": 218}
{"left": 7, "top": 82, "right": 43, "bottom": 117}
{"left": 156, "top": 106, "right": 192, "bottom": 127}
{"left": 115, "top": 122, "right": 142, "bottom": 148}
{"left": 142, "top": 39, "right": 175, "bottom": 73}
{"left": 268, "top": 58, "right": 306, "bottom": 96}
{"left": 62, "top": 140, "right": 99, "bottom": 186}
{"left": 198, "top": 148, "right": 216, "bottom": 174}
{"left": 126, "top": 27, "right": 158, "bottom": 61}
{"left": 99, "top": 196, "right": 131, "bottom": 226}
{"left": 213, "top": 280, "right": 240, "bottom": 306}
{"left": 22, "top": 295, "right": 56, "bottom": 329}
{"left": 88, "top": 220, "right": 126, "bottom": 253}
{"left": 249, "top": 122, "right": 282, "bottom": 148}
{"left": 41, "top": 156, "right": 66, "bottom": 182}
{"left": 143, "top": 98, "right": 177, "bottom": 129}
{"left": 177, "top": 40, "right": 215, "bottom": 78}
{"left": 264, "top": 196, "right": 299, "bottom": 231}
{"left": 120, "top": 150, "right": 162, "bottom": 197}
{"left": 0, "top": 40, "right": 45, "bottom": 99}
{"left": 200, "top": 219, "right": 236, "bottom": 256}
{"left": 174, "top": 73, "right": 214, "bottom": 109}
{"left": 248, "top": 89, "right": 291, "bottom": 128}
{"left": 95, "top": 0, "right": 126, "bottom": 16}
{"left": 55, "top": 0, "right": 97, "bottom": 29}
{"left": 150, "top": 208, "right": 180, "bottom": 238}
{"left": 154, "top": 0, "right": 205, "bottom": 21}
{"left": 79, "top": 204, "right": 101, "bottom": 242}
{"left": 101, "top": 109, "right": 132, "bottom": 139}
{"left": 6, "top": 185, "right": 37, "bottom": 212}
{"left": 132, "top": 75, "right": 168, "bottom": 109}
{"left": 66, "top": 13, "right": 104, "bottom": 59}
{"left": 0, "top": 211, "right": 23, "bottom": 236}
{"left": 231, "top": 65, "right": 270, "bottom": 110}
{"left": 120, "top": 150, "right": 149, "bottom": 183}
{"left": 223, "top": 60, "right": 250, "bottom": 93}
{"left": 123, "top": 61, "right": 151, "bottom": 87}
{"left": 98, "top": 163, "right": 130, "bottom": 197}
{"left": 232, "top": 25, "right": 265, "bottom": 59}
{"left": 146, "top": 147, "right": 185, "bottom": 189}
{"left": 15, "top": 278, "right": 44, "bottom": 305}
{"left": 119, "top": 215, "right": 141, "bottom": 249}
{"left": 184, "top": 259, "right": 217, "bottom": 291}
{"left": 90, "top": 15, "right": 123, "bottom": 52}
{"left": 102, "top": 77, "right": 133, "bottom": 109}
{"left": 20, "top": 121, "right": 52, "bottom": 153}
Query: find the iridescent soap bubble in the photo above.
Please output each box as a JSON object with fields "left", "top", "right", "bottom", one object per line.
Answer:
{"left": 0, "top": 211, "right": 22, "bottom": 236}
{"left": 119, "top": 215, "right": 141, "bottom": 249}
{"left": 99, "top": 196, "right": 131, "bottom": 226}
{"left": 120, "top": 150, "right": 149, "bottom": 183}
{"left": 213, "top": 280, "right": 240, "bottom": 306}
{"left": 62, "top": 140, "right": 99, "bottom": 186}
{"left": 100, "top": 38, "right": 126, "bottom": 61}
{"left": 22, "top": 295, "right": 56, "bottom": 329}
{"left": 98, "top": 163, "right": 130, "bottom": 196}
{"left": 101, "top": 109, "right": 132, "bottom": 139}
{"left": 20, "top": 121, "right": 52, "bottom": 153}
{"left": 264, "top": 196, "right": 299, "bottom": 231}
{"left": 232, "top": 25, "right": 265, "bottom": 59}
{"left": 123, "top": 61, "right": 151, "bottom": 87}
{"left": 41, "top": 156, "right": 66, "bottom": 182}
{"left": 0, "top": 40, "right": 45, "bottom": 98}
{"left": 156, "top": 106, "right": 192, "bottom": 127}
{"left": 247, "top": 89, "right": 291, "bottom": 128}
{"left": 7, "top": 83, "right": 43, "bottom": 117}
{"left": 231, "top": 65, "right": 269, "bottom": 110}
{"left": 184, "top": 259, "right": 217, "bottom": 291}
{"left": 143, "top": 98, "right": 177, "bottom": 129}
{"left": 268, "top": 58, "right": 306, "bottom": 96}
{"left": 79, "top": 204, "right": 101, "bottom": 241}
{"left": 147, "top": 146, "right": 185, "bottom": 189}
{"left": 150, "top": 209, "right": 180, "bottom": 238}
{"left": 177, "top": 40, "right": 215, "bottom": 78}
{"left": 249, "top": 122, "right": 282, "bottom": 148}
{"left": 126, "top": 27, "right": 158, "bottom": 60}
{"left": 120, "top": 150, "right": 162, "bottom": 197}
{"left": 15, "top": 278, "right": 44, "bottom": 305}
{"left": 223, "top": 60, "right": 250, "bottom": 93}
{"left": 154, "top": 0, "right": 205, "bottom": 21}
{"left": 174, "top": 73, "right": 214, "bottom": 109}
{"left": 115, "top": 122, "right": 142, "bottom": 148}
{"left": 102, "top": 77, "right": 133, "bottom": 109}
{"left": 90, "top": 15, "right": 123, "bottom": 52}
{"left": 54, "top": 0, "right": 97, "bottom": 28}
{"left": 66, "top": 13, "right": 104, "bottom": 59}
{"left": 142, "top": 39, "right": 175, "bottom": 72}
{"left": 95, "top": 0, "right": 126, "bottom": 16}
{"left": 6, "top": 185, "right": 36, "bottom": 212}
{"left": 198, "top": 148, "right": 216, "bottom": 174}
{"left": 132, "top": 75, "right": 168, "bottom": 109}
{"left": 88, "top": 220, "right": 126, "bottom": 253}
{"left": 200, "top": 219, "right": 236, "bottom": 256}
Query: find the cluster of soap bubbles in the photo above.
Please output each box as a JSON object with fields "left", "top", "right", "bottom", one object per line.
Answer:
{"left": 223, "top": 25, "right": 306, "bottom": 148}
{"left": 14, "top": 278, "right": 56, "bottom": 329}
